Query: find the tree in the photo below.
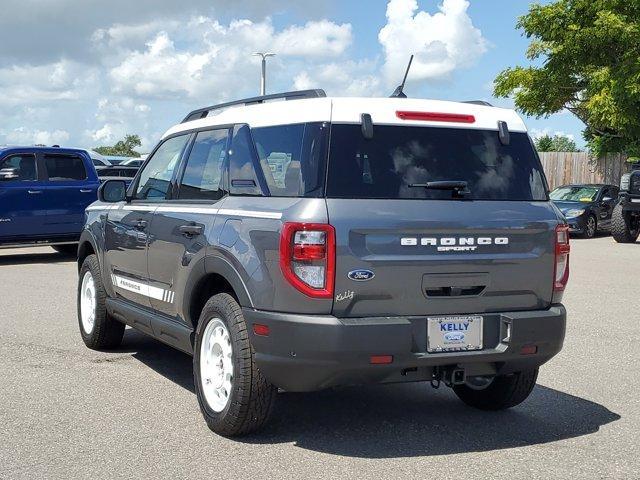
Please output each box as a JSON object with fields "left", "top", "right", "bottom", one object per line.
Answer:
{"left": 94, "top": 134, "right": 142, "bottom": 157}
{"left": 535, "top": 134, "right": 579, "bottom": 152}
{"left": 494, "top": 0, "right": 640, "bottom": 157}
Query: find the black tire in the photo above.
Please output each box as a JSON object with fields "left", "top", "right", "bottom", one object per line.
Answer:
{"left": 77, "top": 254, "right": 125, "bottom": 349}
{"left": 193, "top": 293, "right": 276, "bottom": 437}
{"left": 53, "top": 244, "right": 78, "bottom": 256}
{"left": 583, "top": 214, "right": 597, "bottom": 238}
{"left": 453, "top": 368, "right": 538, "bottom": 410}
{"left": 611, "top": 204, "right": 639, "bottom": 243}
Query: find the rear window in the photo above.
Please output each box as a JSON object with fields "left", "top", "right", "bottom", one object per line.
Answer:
{"left": 44, "top": 154, "right": 87, "bottom": 181}
{"left": 326, "top": 125, "right": 548, "bottom": 201}
{"left": 252, "top": 122, "right": 328, "bottom": 197}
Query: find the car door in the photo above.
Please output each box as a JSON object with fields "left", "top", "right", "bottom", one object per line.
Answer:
{"left": 0, "top": 152, "right": 48, "bottom": 241}
{"left": 597, "top": 186, "right": 617, "bottom": 229}
{"left": 41, "top": 152, "right": 99, "bottom": 236}
{"left": 104, "top": 134, "right": 191, "bottom": 309}
{"left": 146, "top": 127, "right": 233, "bottom": 319}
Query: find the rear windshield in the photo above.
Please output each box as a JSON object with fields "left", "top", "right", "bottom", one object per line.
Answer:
{"left": 326, "top": 124, "right": 548, "bottom": 201}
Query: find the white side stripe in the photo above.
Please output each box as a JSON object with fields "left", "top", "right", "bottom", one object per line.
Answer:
{"left": 87, "top": 204, "right": 281, "bottom": 219}
{"left": 111, "top": 274, "right": 174, "bottom": 304}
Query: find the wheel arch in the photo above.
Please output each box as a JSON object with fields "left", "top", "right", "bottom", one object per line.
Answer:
{"left": 77, "top": 230, "right": 98, "bottom": 272}
{"left": 184, "top": 255, "right": 253, "bottom": 329}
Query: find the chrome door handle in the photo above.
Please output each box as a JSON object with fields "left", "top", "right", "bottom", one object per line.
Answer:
{"left": 80, "top": 189, "right": 93, "bottom": 193}
{"left": 27, "top": 190, "right": 42, "bottom": 194}
{"left": 179, "top": 224, "right": 203, "bottom": 237}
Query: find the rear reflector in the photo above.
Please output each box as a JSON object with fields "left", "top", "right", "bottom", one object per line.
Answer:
{"left": 396, "top": 111, "right": 476, "bottom": 123}
{"left": 520, "top": 345, "right": 538, "bottom": 355}
{"left": 370, "top": 355, "right": 393, "bottom": 365}
{"left": 253, "top": 324, "right": 270, "bottom": 337}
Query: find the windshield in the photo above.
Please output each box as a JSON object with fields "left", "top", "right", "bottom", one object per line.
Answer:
{"left": 549, "top": 186, "right": 599, "bottom": 202}
{"left": 326, "top": 125, "right": 548, "bottom": 201}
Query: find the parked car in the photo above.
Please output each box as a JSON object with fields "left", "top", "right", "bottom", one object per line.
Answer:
{"left": 549, "top": 184, "right": 619, "bottom": 238}
{"left": 88, "top": 151, "right": 112, "bottom": 167}
{"left": 0, "top": 146, "right": 100, "bottom": 253}
{"left": 76, "top": 90, "right": 568, "bottom": 436}
{"left": 612, "top": 162, "right": 640, "bottom": 243}
{"left": 120, "top": 158, "right": 144, "bottom": 168}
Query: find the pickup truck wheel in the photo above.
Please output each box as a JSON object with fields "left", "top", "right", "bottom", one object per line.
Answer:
{"left": 53, "top": 244, "right": 77, "bottom": 256}
{"left": 77, "top": 255, "right": 125, "bottom": 349}
{"left": 611, "top": 204, "right": 639, "bottom": 243}
{"left": 452, "top": 368, "right": 538, "bottom": 410}
{"left": 194, "top": 293, "right": 276, "bottom": 437}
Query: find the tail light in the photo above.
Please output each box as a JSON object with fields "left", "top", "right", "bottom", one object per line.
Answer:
{"left": 396, "top": 111, "right": 476, "bottom": 123}
{"left": 554, "top": 224, "right": 570, "bottom": 291}
{"left": 280, "top": 222, "right": 335, "bottom": 298}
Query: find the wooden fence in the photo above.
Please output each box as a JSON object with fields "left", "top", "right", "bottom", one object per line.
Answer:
{"left": 538, "top": 152, "right": 631, "bottom": 190}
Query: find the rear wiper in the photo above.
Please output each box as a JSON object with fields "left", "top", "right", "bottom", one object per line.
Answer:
{"left": 408, "top": 180, "right": 471, "bottom": 197}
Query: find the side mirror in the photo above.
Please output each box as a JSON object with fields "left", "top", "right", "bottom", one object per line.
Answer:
{"left": 98, "top": 179, "right": 127, "bottom": 203}
{"left": 0, "top": 167, "right": 19, "bottom": 181}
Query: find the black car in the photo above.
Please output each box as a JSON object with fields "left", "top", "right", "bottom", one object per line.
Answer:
{"left": 549, "top": 184, "right": 619, "bottom": 238}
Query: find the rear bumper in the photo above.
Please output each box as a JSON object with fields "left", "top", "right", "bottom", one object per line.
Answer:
{"left": 244, "top": 305, "right": 566, "bottom": 392}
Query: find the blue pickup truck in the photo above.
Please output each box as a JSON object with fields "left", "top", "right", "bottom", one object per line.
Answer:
{"left": 0, "top": 146, "right": 100, "bottom": 253}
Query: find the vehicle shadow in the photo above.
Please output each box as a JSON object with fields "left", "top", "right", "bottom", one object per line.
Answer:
{"left": 0, "top": 250, "right": 75, "bottom": 266}
{"left": 121, "top": 330, "right": 620, "bottom": 458}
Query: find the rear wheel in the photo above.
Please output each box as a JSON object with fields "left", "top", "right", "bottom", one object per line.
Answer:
{"left": 611, "top": 204, "right": 639, "bottom": 243}
{"left": 193, "top": 293, "right": 276, "bottom": 436}
{"left": 77, "top": 255, "right": 125, "bottom": 349}
{"left": 453, "top": 368, "right": 538, "bottom": 410}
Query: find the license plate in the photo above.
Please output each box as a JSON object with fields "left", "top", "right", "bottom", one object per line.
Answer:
{"left": 427, "top": 315, "right": 483, "bottom": 353}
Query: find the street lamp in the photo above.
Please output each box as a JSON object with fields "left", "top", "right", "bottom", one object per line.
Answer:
{"left": 252, "top": 52, "right": 275, "bottom": 96}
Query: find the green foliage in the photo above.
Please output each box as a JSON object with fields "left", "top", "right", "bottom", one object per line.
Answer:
{"left": 494, "top": 0, "right": 640, "bottom": 156}
{"left": 535, "top": 134, "right": 579, "bottom": 152}
{"left": 94, "top": 134, "right": 142, "bottom": 157}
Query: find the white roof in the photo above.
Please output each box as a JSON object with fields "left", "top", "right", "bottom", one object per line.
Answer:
{"left": 162, "top": 97, "right": 527, "bottom": 139}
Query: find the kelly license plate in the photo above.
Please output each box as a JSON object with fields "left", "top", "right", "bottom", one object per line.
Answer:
{"left": 427, "top": 315, "right": 483, "bottom": 353}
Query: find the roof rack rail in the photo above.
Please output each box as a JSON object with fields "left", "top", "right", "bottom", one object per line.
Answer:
{"left": 181, "top": 89, "right": 327, "bottom": 123}
{"left": 462, "top": 100, "right": 493, "bottom": 107}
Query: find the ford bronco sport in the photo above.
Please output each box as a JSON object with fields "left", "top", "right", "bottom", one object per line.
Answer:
{"left": 76, "top": 90, "right": 568, "bottom": 436}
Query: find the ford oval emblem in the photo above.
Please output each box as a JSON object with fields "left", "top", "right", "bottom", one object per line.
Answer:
{"left": 444, "top": 332, "right": 465, "bottom": 342}
{"left": 348, "top": 269, "right": 375, "bottom": 281}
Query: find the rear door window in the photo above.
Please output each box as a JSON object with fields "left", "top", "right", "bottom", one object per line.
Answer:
{"left": 251, "top": 122, "right": 328, "bottom": 197}
{"left": 44, "top": 154, "right": 87, "bottom": 181}
{"left": 177, "top": 128, "right": 229, "bottom": 201}
{"left": 326, "top": 125, "right": 548, "bottom": 201}
{"left": 0, "top": 154, "right": 37, "bottom": 181}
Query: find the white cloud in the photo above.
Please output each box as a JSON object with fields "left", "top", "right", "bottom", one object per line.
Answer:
{"left": 379, "top": 0, "right": 488, "bottom": 86}
{"left": 531, "top": 128, "right": 575, "bottom": 141}
{"left": 107, "top": 17, "right": 352, "bottom": 100}
{"left": 293, "top": 60, "right": 382, "bottom": 97}
{"left": 3, "top": 127, "right": 70, "bottom": 146}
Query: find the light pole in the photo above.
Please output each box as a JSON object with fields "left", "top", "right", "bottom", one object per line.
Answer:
{"left": 252, "top": 52, "right": 275, "bottom": 96}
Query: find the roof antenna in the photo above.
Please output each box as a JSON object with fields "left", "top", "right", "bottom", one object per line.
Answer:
{"left": 390, "top": 54, "right": 414, "bottom": 98}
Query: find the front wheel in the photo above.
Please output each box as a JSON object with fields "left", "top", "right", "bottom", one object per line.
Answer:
{"left": 452, "top": 368, "right": 538, "bottom": 410}
{"left": 611, "top": 204, "right": 639, "bottom": 243}
{"left": 583, "top": 214, "right": 597, "bottom": 238}
{"left": 77, "top": 254, "right": 125, "bottom": 349}
{"left": 193, "top": 293, "right": 276, "bottom": 436}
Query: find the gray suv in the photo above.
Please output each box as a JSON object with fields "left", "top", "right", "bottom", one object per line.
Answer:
{"left": 76, "top": 90, "right": 569, "bottom": 436}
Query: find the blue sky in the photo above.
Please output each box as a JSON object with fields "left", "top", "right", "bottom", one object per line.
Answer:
{"left": 0, "top": 0, "right": 583, "bottom": 151}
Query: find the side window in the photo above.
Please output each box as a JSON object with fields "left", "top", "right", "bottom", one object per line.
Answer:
{"left": 178, "top": 129, "right": 229, "bottom": 201}
{"left": 229, "top": 125, "right": 261, "bottom": 196}
{"left": 136, "top": 135, "right": 189, "bottom": 201}
{"left": 0, "top": 154, "right": 37, "bottom": 181}
{"left": 44, "top": 154, "right": 87, "bottom": 181}
{"left": 252, "top": 122, "right": 328, "bottom": 197}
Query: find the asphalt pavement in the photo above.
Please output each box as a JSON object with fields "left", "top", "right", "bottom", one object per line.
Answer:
{"left": 1, "top": 236, "right": 638, "bottom": 479}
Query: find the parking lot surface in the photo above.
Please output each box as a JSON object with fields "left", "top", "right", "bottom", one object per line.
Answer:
{"left": 1, "top": 236, "right": 638, "bottom": 479}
